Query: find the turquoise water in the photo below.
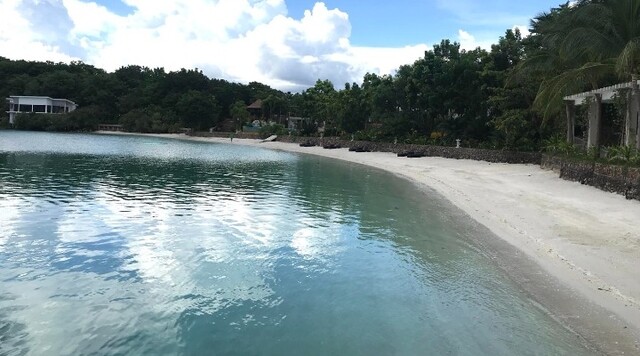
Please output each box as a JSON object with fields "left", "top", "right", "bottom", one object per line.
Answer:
{"left": 0, "top": 132, "right": 593, "bottom": 355}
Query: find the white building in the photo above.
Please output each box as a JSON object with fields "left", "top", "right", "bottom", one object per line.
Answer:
{"left": 5, "top": 96, "right": 78, "bottom": 124}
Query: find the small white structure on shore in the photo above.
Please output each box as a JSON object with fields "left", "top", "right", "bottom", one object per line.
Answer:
{"left": 5, "top": 96, "right": 78, "bottom": 124}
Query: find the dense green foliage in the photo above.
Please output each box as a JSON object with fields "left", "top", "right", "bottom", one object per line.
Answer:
{"left": 0, "top": 60, "right": 284, "bottom": 132}
{"left": 259, "top": 124, "right": 289, "bottom": 139}
{"left": 521, "top": 0, "right": 640, "bottom": 119}
{"left": 2, "top": 0, "right": 639, "bottom": 151}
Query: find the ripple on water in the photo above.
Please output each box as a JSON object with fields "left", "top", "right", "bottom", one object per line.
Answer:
{"left": 0, "top": 132, "right": 597, "bottom": 355}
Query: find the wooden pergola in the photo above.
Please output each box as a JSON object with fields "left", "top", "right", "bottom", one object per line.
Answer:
{"left": 564, "top": 81, "right": 640, "bottom": 149}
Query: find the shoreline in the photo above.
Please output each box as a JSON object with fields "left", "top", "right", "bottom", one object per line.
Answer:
{"left": 97, "top": 131, "right": 640, "bottom": 354}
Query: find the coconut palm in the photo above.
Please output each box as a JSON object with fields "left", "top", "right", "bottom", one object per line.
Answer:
{"left": 564, "top": 0, "right": 640, "bottom": 148}
{"left": 520, "top": 0, "right": 640, "bottom": 132}
{"left": 563, "top": 0, "right": 640, "bottom": 81}
{"left": 514, "top": 3, "right": 602, "bottom": 120}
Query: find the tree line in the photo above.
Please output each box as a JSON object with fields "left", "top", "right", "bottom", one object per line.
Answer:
{"left": 1, "top": 0, "right": 638, "bottom": 152}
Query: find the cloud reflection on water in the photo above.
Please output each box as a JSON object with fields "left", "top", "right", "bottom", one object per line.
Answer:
{"left": 0, "top": 132, "right": 597, "bottom": 355}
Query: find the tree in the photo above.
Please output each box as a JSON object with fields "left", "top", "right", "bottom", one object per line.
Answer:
{"left": 262, "top": 94, "right": 287, "bottom": 123}
{"left": 336, "top": 83, "right": 369, "bottom": 133}
{"left": 488, "top": 29, "right": 545, "bottom": 150}
{"left": 521, "top": 0, "right": 640, "bottom": 121}
{"left": 302, "top": 79, "right": 338, "bottom": 132}
{"left": 176, "top": 90, "right": 221, "bottom": 130}
{"left": 230, "top": 100, "right": 250, "bottom": 129}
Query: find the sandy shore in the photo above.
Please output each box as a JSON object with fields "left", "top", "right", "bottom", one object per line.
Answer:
{"left": 99, "top": 132, "right": 640, "bottom": 354}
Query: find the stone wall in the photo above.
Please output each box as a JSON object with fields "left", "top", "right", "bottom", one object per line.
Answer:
{"left": 188, "top": 131, "right": 260, "bottom": 139}
{"left": 278, "top": 136, "right": 542, "bottom": 164}
{"left": 541, "top": 155, "right": 640, "bottom": 201}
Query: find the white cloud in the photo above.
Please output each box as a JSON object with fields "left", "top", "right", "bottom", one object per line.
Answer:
{"left": 0, "top": 0, "right": 429, "bottom": 91}
{"left": 457, "top": 24, "right": 530, "bottom": 52}
{"left": 512, "top": 25, "right": 531, "bottom": 38}
{"left": 457, "top": 29, "right": 494, "bottom": 51}
{"left": 0, "top": 0, "right": 78, "bottom": 62}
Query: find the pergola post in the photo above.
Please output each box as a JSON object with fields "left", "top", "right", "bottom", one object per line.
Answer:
{"left": 564, "top": 100, "right": 575, "bottom": 144}
{"left": 634, "top": 79, "right": 640, "bottom": 150}
{"left": 625, "top": 88, "right": 639, "bottom": 148}
{"left": 587, "top": 93, "right": 602, "bottom": 148}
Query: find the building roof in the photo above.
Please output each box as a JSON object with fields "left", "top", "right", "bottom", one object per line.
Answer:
{"left": 7, "top": 96, "right": 77, "bottom": 105}
{"left": 247, "top": 99, "right": 262, "bottom": 110}
{"left": 564, "top": 81, "right": 640, "bottom": 105}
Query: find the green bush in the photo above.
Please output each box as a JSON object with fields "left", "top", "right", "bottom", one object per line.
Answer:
{"left": 119, "top": 106, "right": 180, "bottom": 133}
{"left": 259, "top": 123, "right": 288, "bottom": 139}
{"left": 353, "top": 128, "right": 384, "bottom": 142}
{"left": 65, "top": 105, "right": 106, "bottom": 130}
{"left": 323, "top": 127, "right": 340, "bottom": 137}
{"left": 606, "top": 145, "right": 640, "bottom": 166}
{"left": 12, "top": 108, "right": 104, "bottom": 132}
{"left": 14, "top": 113, "right": 55, "bottom": 131}
{"left": 542, "top": 135, "right": 576, "bottom": 156}
{"left": 299, "top": 120, "right": 318, "bottom": 136}
{"left": 0, "top": 116, "right": 9, "bottom": 129}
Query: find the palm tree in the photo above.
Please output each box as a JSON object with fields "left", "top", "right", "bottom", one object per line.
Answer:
{"left": 567, "top": 0, "right": 640, "bottom": 148}
{"left": 563, "top": 0, "right": 640, "bottom": 81}
{"left": 520, "top": 0, "right": 640, "bottom": 147}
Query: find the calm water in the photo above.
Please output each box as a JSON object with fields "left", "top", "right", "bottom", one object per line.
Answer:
{"left": 0, "top": 131, "right": 593, "bottom": 355}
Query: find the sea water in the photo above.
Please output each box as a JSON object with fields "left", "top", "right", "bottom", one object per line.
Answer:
{"left": 0, "top": 131, "right": 594, "bottom": 355}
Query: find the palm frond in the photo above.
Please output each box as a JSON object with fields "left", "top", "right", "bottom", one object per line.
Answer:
{"left": 561, "top": 26, "right": 616, "bottom": 63}
{"left": 616, "top": 37, "right": 640, "bottom": 78}
{"left": 533, "top": 62, "right": 613, "bottom": 123}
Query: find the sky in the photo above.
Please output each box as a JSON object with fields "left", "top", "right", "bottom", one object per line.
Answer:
{"left": 0, "top": 0, "right": 564, "bottom": 91}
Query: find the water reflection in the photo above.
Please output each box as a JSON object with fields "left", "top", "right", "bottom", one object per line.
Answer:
{"left": 0, "top": 132, "right": 594, "bottom": 355}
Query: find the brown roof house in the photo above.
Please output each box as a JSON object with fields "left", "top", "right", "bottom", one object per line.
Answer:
{"left": 247, "top": 99, "right": 263, "bottom": 118}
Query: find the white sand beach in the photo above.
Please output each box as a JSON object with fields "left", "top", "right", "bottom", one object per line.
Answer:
{"left": 100, "top": 132, "right": 640, "bottom": 352}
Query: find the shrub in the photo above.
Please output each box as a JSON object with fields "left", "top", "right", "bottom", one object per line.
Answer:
{"left": 323, "top": 127, "right": 340, "bottom": 137}
{"left": 542, "top": 135, "right": 576, "bottom": 156}
{"left": 353, "top": 128, "right": 384, "bottom": 142}
{"left": 259, "top": 123, "right": 288, "bottom": 139}
{"left": 64, "top": 105, "right": 105, "bottom": 131}
{"left": 606, "top": 145, "right": 640, "bottom": 165}
{"left": 299, "top": 120, "right": 318, "bottom": 136}
{"left": 12, "top": 108, "right": 104, "bottom": 132}
{"left": 14, "top": 113, "right": 52, "bottom": 131}
{"left": 119, "top": 106, "right": 180, "bottom": 133}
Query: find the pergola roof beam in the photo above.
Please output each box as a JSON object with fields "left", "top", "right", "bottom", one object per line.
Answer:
{"left": 564, "top": 81, "right": 640, "bottom": 105}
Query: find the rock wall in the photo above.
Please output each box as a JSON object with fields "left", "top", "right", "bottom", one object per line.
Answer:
{"left": 541, "top": 155, "right": 640, "bottom": 201}
{"left": 187, "top": 133, "right": 638, "bottom": 200}
{"left": 188, "top": 131, "right": 260, "bottom": 139}
{"left": 278, "top": 136, "right": 542, "bottom": 164}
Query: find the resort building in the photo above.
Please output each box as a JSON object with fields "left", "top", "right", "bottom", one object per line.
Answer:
{"left": 564, "top": 82, "right": 640, "bottom": 149}
{"left": 5, "top": 96, "right": 78, "bottom": 124}
{"left": 247, "top": 99, "right": 263, "bottom": 118}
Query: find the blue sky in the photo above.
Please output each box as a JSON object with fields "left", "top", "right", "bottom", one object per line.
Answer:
{"left": 0, "top": 0, "right": 566, "bottom": 91}
{"left": 286, "top": 0, "right": 563, "bottom": 46}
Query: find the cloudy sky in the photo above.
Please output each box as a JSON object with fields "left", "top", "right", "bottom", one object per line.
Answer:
{"left": 0, "top": 0, "right": 562, "bottom": 91}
